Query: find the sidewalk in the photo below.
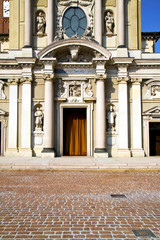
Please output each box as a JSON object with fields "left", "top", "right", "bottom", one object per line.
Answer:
{"left": 0, "top": 156, "right": 160, "bottom": 170}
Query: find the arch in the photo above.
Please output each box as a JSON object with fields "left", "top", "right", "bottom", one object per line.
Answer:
{"left": 37, "top": 39, "right": 111, "bottom": 60}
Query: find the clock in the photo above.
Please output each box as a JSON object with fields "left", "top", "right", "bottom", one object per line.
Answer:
{"left": 3, "top": 1, "right": 9, "bottom": 17}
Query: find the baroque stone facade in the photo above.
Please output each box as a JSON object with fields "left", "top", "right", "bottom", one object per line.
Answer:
{"left": 0, "top": 0, "right": 159, "bottom": 158}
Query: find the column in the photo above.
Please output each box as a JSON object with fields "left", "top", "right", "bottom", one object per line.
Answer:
{"left": 42, "top": 75, "right": 55, "bottom": 152}
{"left": 131, "top": 78, "right": 144, "bottom": 156}
{"left": 94, "top": 60, "right": 108, "bottom": 157}
{"left": 25, "top": 0, "right": 32, "bottom": 46}
{"left": 118, "top": 77, "right": 131, "bottom": 157}
{"left": 95, "top": 78, "right": 106, "bottom": 151}
{"left": 118, "top": 0, "right": 125, "bottom": 47}
{"left": 20, "top": 77, "right": 32, "bottom": 156}
{"left": 48, "top": 0, "right": 54, "bottom": 45}
{"left": 42, "top": 60, "right": 56, "bottom": 157}
{"left": 95, "top": 0, "right": 102, "bottom": 45}
{"left": 6, "top": 79, "right": 18, "bottom": 156}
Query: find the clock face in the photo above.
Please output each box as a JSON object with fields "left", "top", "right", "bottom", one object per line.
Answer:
{"left": 3, "top": 1, "right": 9, "bottom": 17}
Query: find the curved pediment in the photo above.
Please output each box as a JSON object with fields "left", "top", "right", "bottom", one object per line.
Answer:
{"left": 37, "top": 39, "right": 111, "bottom": 62}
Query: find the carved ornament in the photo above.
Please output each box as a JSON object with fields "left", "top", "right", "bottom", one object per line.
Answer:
{"left": 56, "top": 79, "right": 94, "bottom": 102}
{"left": 145, "top": 79, "right": 160, "bottom": 99}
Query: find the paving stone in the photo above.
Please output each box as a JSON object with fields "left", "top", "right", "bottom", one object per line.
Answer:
{"left": 0, "top": 171, "right": 160, "bottom": 239}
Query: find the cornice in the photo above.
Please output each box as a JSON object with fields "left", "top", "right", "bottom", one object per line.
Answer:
{"left": 133, "top": 59, "right": 160, "bottom": 68}
{"left": 112, "top": 57, "right": 134, "bottom": 66}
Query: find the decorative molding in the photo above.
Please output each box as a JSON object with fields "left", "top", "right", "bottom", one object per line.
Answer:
{"left": 117, "top": 77, "right": 129, "bottom": 83}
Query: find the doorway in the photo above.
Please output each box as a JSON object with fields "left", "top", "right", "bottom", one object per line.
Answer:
{"left": 63, "top": 108, "right": 87, "bottom": 156}
{"left": 149, "top": 122, "right": 160, "bottom": 156}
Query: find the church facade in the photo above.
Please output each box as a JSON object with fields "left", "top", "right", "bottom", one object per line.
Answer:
{"left": 0, "top": 0, "right": 160, "bottom": 158}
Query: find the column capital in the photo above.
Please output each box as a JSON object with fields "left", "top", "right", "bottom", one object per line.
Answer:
{"left": 44, "top": 73, "right": 55, "bottom": 82}
{"left": 131, "top": 78, "right": 142, "bottom": 84}
{"left": 8, "top": 78, "right": 19, "bottom": 85}
{"left": 95, "top": 74, "right": 107, "bottom": 82}
{"left": 20, "top": 76, "right": 32, "bottom": 84}
{"left": 117, "top": 77, "right": 129, "bottom": 83}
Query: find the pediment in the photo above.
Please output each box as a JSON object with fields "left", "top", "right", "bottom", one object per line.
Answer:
{"left": 145, "top": 79, "right": 160, "bottom": 86}
{"left": 0, "top": 109, "right": 7, "bottom": 116}
{"left": 37, "top": 39, "right": 111, "bottom": 63}
{"left": 143, "top": 106, "right": 160, "bottom": 116}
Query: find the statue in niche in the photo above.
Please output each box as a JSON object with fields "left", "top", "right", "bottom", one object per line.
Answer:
{"left": 105, "top": 11, "right": 114, "bottom": 34}
{"left": 36, "top": 11, "right": 46, "bottom": 35}
{"left": 0, "top": 81, "right": 6, "bottom": 99}
{"left": 34, "top": 107, "right": 43, "bottom": 130}
{"left": 106, "top": 105, "right": 116, "bottom": 131}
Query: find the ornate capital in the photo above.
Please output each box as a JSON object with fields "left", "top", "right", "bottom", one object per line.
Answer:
{"left": 8, "top": 78, "right": 19, "bottom": 85}
{"left": 117, "top": 77, "right": 129, "bottom": 83}
{"left": 44, "top": 73, "right": 55, "bottom": 82}
{"left": 20, "top": 77, "right": 32, "bottom": 84}
{"left": 131, "top": 78, "right": 142, "bottom": 84}
{"left": 95, "top": 74, "right": 107, "bottom": 82}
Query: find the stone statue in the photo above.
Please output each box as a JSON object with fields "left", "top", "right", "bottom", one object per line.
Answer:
{"left": 54, "top": 27, "right": 65, "bottom": 41}
{"left": 106, "top": 105, "right": 116, "bottom": 131}
{"left": 0, "top": 82, "right": 6, "bottom": 99}
{"left": 105, "top": 11, "right": 114, "bottom": 34}
{"left": 36, "top": 12, "right": 46, "bottom": 35}
{"left": 35, "top": 107, "right": 43, "bottom": 130}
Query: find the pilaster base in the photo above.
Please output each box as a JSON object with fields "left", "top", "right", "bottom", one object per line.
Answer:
{"left": 94, "top": 152, "right": 109, "bottom": 158}
{"left": 6, "top": 148, "right": 19, "bottom": 157}
{"left": 131, "top": 149, "right": 145, "bottom": 157}
{"left": 94, "top": 148, "right": 108, "bottom": 158}
{"left": 19, "top": 148, "right": 33, "bottom": 157}
{"left": 118, "top": 149, "right": 131, "bottom": 157}
{"left": 41, "top": 148, "right": 56, "bottom": 158}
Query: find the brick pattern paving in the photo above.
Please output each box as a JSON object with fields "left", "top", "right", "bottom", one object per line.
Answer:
{"left": 0, "top": 171, "right": 160, "bottom": 239}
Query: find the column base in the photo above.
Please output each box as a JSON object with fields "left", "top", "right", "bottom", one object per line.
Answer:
{"left": 118, "top": 149, "right": 131, "bottom": 157}
{"left": 19, "top": 148, "right": 33, "bottom": 157}
{"left": 6, "top": 148, "right": 19, "bottom": 157}
{"left": 94, "top": 148, "right": 108, "bottom": 158}
{"left": 41, "top": 148, "right": 56, "bottom": 158}
{"left": 131, "top": 149, "right": 145, "bottom": 157}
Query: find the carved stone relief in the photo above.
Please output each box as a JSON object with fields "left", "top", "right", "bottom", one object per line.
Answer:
{"left": 56, "top": 79, "right": 94, "bottom": 102}
{"left": 145, "top": 79, "right": 160, "bottom": 99}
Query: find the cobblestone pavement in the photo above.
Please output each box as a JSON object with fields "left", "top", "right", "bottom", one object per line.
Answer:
{"left": 0, "top": 171, "right": 160, "bottom": 239}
